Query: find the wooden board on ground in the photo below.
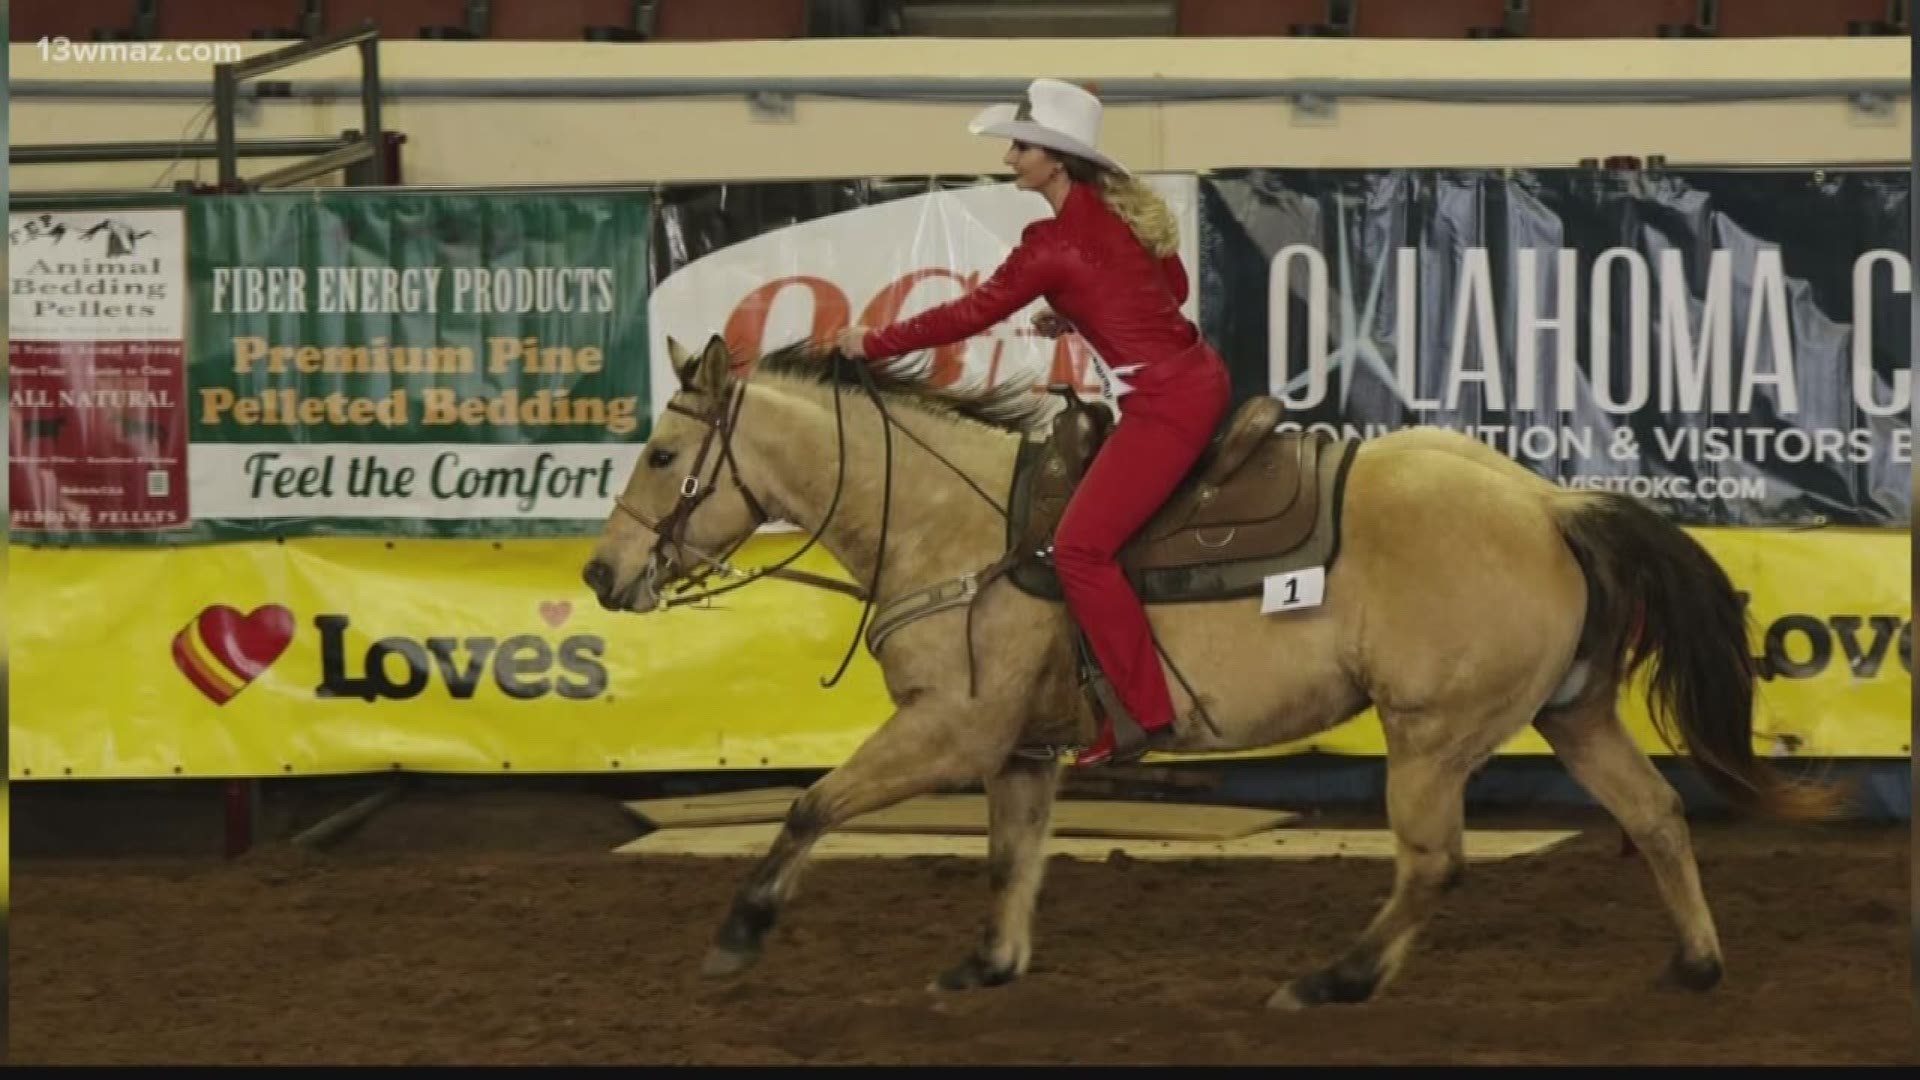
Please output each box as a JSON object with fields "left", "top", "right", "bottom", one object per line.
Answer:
{"left": 622, "top": 787, "right": 806, "bottom": 829}
{"left": 613, "top": 824, "right": 1580, "bottom": 863}
{"left": 840, "top": 794, "right": 1296, "bottom": 841}
{"left": 623, "top": 789, "right": 1294, "bottom": 841}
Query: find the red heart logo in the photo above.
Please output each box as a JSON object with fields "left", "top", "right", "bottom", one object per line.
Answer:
{"left": 539, "top": 600, "right": 572, "bottom": 629}
{"left": 171, "top": 604, "right": 295, "bottom": 706}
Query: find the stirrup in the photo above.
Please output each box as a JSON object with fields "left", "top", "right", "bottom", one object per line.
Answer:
{"left": 1072, "top": 721, "right": 1119, "bottom": 768}
{"left": 1071, "top": 671, "right": 1171, "bottom": 768}
{"left": 1072, "top": 713, "right": 1173, "bottom": 769}
{"left": 1069, "top": 630, "right": 1171, "bottom": 767}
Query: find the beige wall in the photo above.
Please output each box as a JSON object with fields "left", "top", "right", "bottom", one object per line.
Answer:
{"left": 9, "top": 36, "right": 1911, "bottom": 193}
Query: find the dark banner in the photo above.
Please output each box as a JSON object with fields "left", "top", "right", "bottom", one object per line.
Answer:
{"left": 1200, "top": 169, "right": 1911, "bottom": 527}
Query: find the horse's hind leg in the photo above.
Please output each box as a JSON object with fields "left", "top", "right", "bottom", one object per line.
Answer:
{"left": 701, "top": 697, "right": 1005, "bottom": 979}
{"left": 935, "top": 753, "right": 1063, "bottom": 990}
{"left": 1268, "top": 705, "right": 1524, "bottom": 1010}
{"left": 1533, "top": 694, "right": 1723, "bottom": 990}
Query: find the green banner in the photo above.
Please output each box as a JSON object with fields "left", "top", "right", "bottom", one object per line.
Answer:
{"left": 179, "top": 189, "right": 652, "bottom": 542}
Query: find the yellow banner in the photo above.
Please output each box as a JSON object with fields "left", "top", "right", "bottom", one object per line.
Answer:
{"left": 7, "top": 528, "right": 1909, "bottom": 779}
{"left": 1300, "top": 527, "right": 1912, "bottom": 760}
{"left": 9, "top": 535, "right": 893, "bottom": 779}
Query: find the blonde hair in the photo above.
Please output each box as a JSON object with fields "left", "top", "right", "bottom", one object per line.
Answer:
{"left": 1061, "top": 154, "right": 1179, "bottom": 257}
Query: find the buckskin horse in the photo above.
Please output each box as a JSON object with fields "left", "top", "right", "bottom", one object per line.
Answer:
{"left": 581, "top": 333, "right": 1844, "bottom": 1009}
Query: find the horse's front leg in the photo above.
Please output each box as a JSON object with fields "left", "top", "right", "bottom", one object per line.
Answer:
{"left": 934, "top": 752, "right": 1063, "bottom": 990}
{"left": 701, "top": 693, "right": 1013, "bottom": 979}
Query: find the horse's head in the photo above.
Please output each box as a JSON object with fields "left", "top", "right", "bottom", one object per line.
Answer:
{"left": 582, "top": 334, "right": 771, "bottom": 613}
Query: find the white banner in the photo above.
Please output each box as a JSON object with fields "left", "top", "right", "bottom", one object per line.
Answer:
{"left": 9, "top": 208, "right": 188, "bottom": 341}
{"left": 189, "top": 443, "right": 643, "bottom": 520}
{"left": 648, "top": 177, "right": 1201, "bottom": 418}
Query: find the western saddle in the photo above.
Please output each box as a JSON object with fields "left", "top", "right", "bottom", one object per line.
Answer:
{"left": 1005, "top": 388, "right": 1358, "bottom": 604}
{"left": 859, "top": 385, "right": 1358, "bottom": 758}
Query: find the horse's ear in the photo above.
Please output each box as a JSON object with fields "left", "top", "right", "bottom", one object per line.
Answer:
{"left": 667, "top": 336, "right": 698, "bottom": 389}
{"left": 693, "top": 334, "right": 732, "bottom": 395}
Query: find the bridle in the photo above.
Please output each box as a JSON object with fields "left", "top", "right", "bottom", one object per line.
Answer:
{"left": 611, "top": 376, "right": 865, "bottom": 612}
{"left": 610, "top": 350, "right": 962, "bottom": 687}
{"left": 611, "top": 348, "right": 1018, "bottom": 689}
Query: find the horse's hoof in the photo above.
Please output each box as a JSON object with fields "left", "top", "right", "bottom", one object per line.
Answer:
{"left": 931, "top": 952, "right": 1017, "bottom": 992}
{"left": 1268, "top": 963, "right": 1377, "bottom": 1010}
{"left": 1659, "top": 951, "right": 1723, "bottom": 992}
{"left": 701, "top": 945, "right": 759, "bottom": 978}
{"left": 1265, "top": 984, "right": 1310, "bottom": 1011}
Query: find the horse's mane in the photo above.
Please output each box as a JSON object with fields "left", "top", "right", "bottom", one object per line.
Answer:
{"left": 748, "top": 338, "right": 1066, "bottom": 435}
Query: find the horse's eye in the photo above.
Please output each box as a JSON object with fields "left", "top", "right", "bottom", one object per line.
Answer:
{"left": 647, "top": 448, "right": 676, "bottom": 468}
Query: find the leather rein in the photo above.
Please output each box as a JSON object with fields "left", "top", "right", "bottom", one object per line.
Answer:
{"left": 609, "top": 350, "right": 1009, "bottom": 688}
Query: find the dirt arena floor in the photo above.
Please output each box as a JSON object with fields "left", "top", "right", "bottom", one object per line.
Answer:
{"left": 9, "top": 787, "right": 1913, "bottom": 1065}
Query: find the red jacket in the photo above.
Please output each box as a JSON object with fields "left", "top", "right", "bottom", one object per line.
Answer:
{"left": 862, "top": 181, "right": 1202, "bottom": 378}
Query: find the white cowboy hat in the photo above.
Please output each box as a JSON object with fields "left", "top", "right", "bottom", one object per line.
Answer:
{"left": 968, "top": 77, "right": 1128, "bottom": 176}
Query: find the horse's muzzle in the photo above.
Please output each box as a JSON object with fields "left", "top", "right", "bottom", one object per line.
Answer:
{"left": 582, "top": 558, "right": 616, "bottom": 599}
{"left": 583, "top": 557, "right": 668, "bottom": 611}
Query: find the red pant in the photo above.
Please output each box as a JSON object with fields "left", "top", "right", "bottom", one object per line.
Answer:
{"left": 1052, "top": 347, "right": 1232, "bottom": 731}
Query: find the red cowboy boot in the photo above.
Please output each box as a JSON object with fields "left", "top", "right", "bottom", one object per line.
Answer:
{"left": 1072, "top": 716, "right": 1120, "bottom": 768}
{"left": 1072, "top": 713, "right": 1174, "bottom": 769}
{"left": 1071, "top": 666, "right": 1178, "bottom": 768}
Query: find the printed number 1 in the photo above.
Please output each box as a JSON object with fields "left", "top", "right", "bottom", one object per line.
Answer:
{"left": 1283, "top": 577, "right": 1300, "bottom": 604}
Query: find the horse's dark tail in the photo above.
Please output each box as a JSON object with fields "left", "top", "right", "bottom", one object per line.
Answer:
{"left": 1553, "top": 492, "right": 1850, "bottom": 822}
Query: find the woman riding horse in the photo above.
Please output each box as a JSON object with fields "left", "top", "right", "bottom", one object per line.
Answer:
{"left": 835, "top": 78, "right": 1233, "bottom": 766}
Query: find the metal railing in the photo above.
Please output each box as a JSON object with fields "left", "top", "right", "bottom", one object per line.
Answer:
{"left": 11, "top": 22, "right": 394, "bottom": 194}
{"left": 211, "top": 21, "right": 385, "bottom": 189}
{"left": 12, "top": 135, "right": 365, "bottom": 166}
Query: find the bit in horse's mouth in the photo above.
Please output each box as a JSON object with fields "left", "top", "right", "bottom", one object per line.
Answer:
{"left": 623, "top": 565, "right": 664, "bottom": 613}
